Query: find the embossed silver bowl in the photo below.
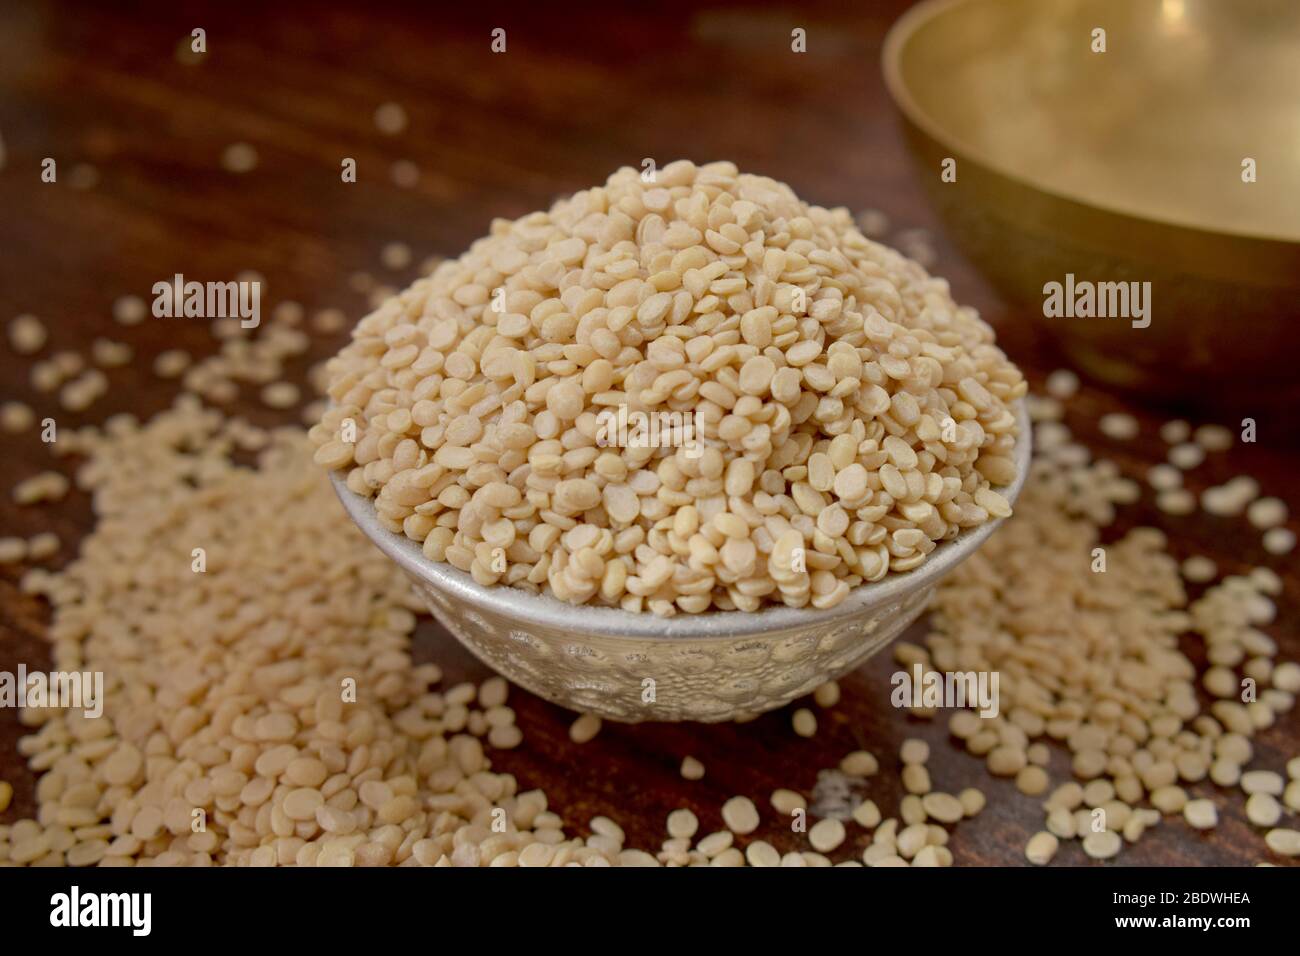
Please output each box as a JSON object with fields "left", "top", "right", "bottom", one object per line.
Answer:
{"left": 331, "top": 403, "right": 1030, "bottom": 722}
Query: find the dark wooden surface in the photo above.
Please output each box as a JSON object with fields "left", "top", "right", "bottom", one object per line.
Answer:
{"left": 1, "top": 0, "right": 1295, "bottom": 866}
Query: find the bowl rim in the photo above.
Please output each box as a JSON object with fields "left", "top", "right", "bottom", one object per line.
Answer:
{"left": 330, "top": 401, "right": 1032, "bottom": 641}
{"left": 881, "top": 0, "right": 1300, "bottom": 247}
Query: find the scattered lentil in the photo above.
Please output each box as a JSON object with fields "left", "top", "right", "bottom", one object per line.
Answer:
{"left": 152, "top": 349, "right": 191, "bottom": 379}
{"left": 1025, "top": 831, "right": 1058, "bottom": 865}
{"left": 1082, "top": 829, "right": 1122, "bottom": 860}
{"left": 1146, "top": 463, "right": 1182, "bottom": 491}
{"left": 666, "top": 808, "right": 698, "bottom": 840}
{"left": 391, "top": 160, "right": 418, "bottom": 188}
{"left": 1245, "top": 792, "right": 1282, "bottom": 827}
{"left": 852, "top": 798, "right": 881, "bottom": 829}
{"left": 1181, "top": 556, "right": 1218, "bottom": 583}
{"left": 1159, "top": 419, "right": 1190, "bottom": 444}
{"left": 221, "top": 142, "right": 258, "bottom": 173}
{"left": 1264, "top": 829, "right": 1300, "bottom": 857}
{"left": 1016, "top": 765, "right": 1050, "bottom": 796}
{"left": 12, "top": 471, "right": 69, "bottom": 505}
{"left": 813, "top": 680, "right": 840, "bottom": 708}
{"left": 771, "top": 789, "right": 806, "bottom": 815}
{"left": 381, "top": 242, "right": 412, "bottom": 271}
{"left": 854, "top": 208, "right": 889, "bottom": 238}
{"left": 112, "top": 296, "right": 146, "bottom": 326}
{"left": 1098, "top": 412, "right": 1138, "bottom": 441}
{"left": 1183, "top": 799, "right": 1217, "bottom": 830}
{"left": 920, "top": 792, "right": 964, "bottom": 824}
{"left": 8, "top": 314, "right": 47, "bottom": 353}
{"left": 1246, "top": 497, "right": 1287, "bottom": 530}
{"left": 1044, "top": 369, "right": 1079, "bottom": 400}
{"left": 839, "top": 751, "right": 879, "bottom": 776}
{"left": 1, "top": 401, "right": 34, "bottom": 433}
{"left": 1168, "top": 442, "right": 1205, "bottom": 470}
{"left": 958, "top": 788, "right": 985, "bottom": 817}
{"left": 899, "top": 764, "right": 929, "bottom": 796}
{"left": 569, "top": 713, "right": 602, "bottom": 744}
{"left": 1263, "top": 527, "right": 1296, "bottom": 555}
{"left": 261, "top": 381, "right": 301, "bottom": 410}
{"left": 745, "top": 840, "right": 780, "bottom": 867}
{"left": 1241, "top": 771, "right": 1284, "bottom": 796}
{"left": 26, "top": 532, "right": 58, "bottom": 561}
{"left": 0, "top": 537, "right": 27, "bottom": 563}
{"left": 696, "top": 830, "right": 733, "bottom": 857}
{"left": 721, "top": 796, "right": 759, "bottom": 835}
{"left": 808, "top": 818, "right": 846, "bottom": 853}
{"left": 680, "top": 756, "right": 705, "bottom": 781}
{"left": 374, "top": 102, "right": 408, "bottom": 135}
{"left": 1284, "top": 782, "right": 1300, "bottom": 813}
{"left": 900, "top": 739, "right": 929, "bottom": 765}
{"left": 91, "top": 338, "right": 132, "bottom": 367}
{"left": 1156, "top": 489, "right": 1196, "bottom": 515}
{"left": 1194, "top": 424, "right": 1233, "bottom": 452}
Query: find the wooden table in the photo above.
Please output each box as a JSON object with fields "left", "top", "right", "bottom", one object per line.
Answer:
{"left": 1, "top": 0, "right": 1295, "bottom": 865}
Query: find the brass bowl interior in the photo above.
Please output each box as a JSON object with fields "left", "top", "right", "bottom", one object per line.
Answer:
{"left": 891, "top": 0, "right": 1300, "bottom": 243}
{"left": 884, "top": 0, "right": 1300, "bottom": 406}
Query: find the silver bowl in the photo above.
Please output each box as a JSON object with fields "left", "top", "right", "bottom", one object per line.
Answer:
{"left": 331, "top": 403, "right": 1031, "bottom": 722}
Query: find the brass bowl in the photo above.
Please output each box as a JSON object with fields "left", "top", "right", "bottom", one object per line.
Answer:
{"left": 884, "top": 0, "right": 1300, "bottom": 405}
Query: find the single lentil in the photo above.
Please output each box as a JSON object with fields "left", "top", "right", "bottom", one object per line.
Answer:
{"left": 8, "top": 314, "right": 48, "bottom": 353}
{"left": 1098, "top": 413, "right": 1138, "bottom": 441}
{"left": 1183, "top": 799, "right": 1217, "bottom": 830}
{"left": 0, "top": 401, "right": 33, "bottom": 433}
{"left": 771, "top": 789, "right": 806, "bottom": 815}
{"left": 1263, "top": 528, "right": 1296, "bottom": 555}
{"left": 374, "top": 102, "right": 408, "bottom": 135}
{"left": 839, "top": 751, "right": 878, "bottom": 776}
{"left": 809, "top": 818, "right": 846, "bottom": 853}
{"left": 569, "top": 713, "right": 602, "bottom": 744}
{"left": 680, "top": 756, "right": 705, "bottom": 781}
{"left": 721, "top": 796, "right": 759, "bottom": 835}
{"left": 1245, "top": 792, "right": 1282, "bottom": 827}
{"left": 1025, "top": 831, "right": 1058, "bottom": 865}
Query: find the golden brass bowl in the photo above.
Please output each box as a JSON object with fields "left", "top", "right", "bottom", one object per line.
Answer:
{"left": 884, "top": 0, "right": 1300, "bottom": 405}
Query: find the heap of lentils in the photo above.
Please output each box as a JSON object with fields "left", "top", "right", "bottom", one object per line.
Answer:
{"left": 310, "top": 161, "right": 1025, "bottom": 615}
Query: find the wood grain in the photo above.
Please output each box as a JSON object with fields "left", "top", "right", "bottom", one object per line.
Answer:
{"left": 0, "top": 0, "right": 1295, "bottom": 865}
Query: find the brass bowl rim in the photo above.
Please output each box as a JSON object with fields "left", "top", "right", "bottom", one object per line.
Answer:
{"left": 881, "top": 0, "right": 1300, "bottom": 247}
{"left": 331, "top": 402, "right": 1031, "bottom": 642}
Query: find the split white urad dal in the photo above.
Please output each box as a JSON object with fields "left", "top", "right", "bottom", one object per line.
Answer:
{"left": 927, "top": 398, "right": 1300, "bottom": 866}
{"left": 310, "top": 160, "right": 1025, "bottom": 615}
{"left": 3, "top": 378, "right": 1298, "bottom": 867}
{"left": 3, "top": 163, "right": 1297, "bottom": 868}
{"left": 3, "top": 403, "right": 618, "bottom": 868}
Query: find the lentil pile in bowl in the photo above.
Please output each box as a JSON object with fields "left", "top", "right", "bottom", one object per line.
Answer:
{"left": 310, "top": 161, "right": 1026, "bottom": 616}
